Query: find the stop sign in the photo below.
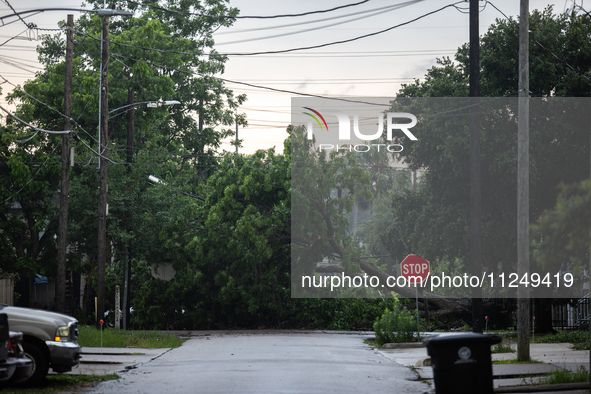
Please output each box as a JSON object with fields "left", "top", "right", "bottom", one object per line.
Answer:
{"left": 400, "top": 255, "right": 430, "bottom": 284}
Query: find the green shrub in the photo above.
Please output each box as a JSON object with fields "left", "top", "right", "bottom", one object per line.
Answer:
{"left": 491, "top": 342, "right": 515, "bottom": 354}
{"left": 373, "top": 296, "right": 418, "bottom": 346}
{"left": 533, "top": 330, "right": 590, "bottom": 350}
{"left": 540, "top": 366, "right": 589, "bottom": 385}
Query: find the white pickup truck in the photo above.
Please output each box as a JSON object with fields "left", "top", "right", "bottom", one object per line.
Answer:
{"left": 0, "top": 306, "right": 82, "bottom": 385}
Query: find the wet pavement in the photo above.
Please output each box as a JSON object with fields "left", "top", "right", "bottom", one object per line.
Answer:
{"left": 57, "top": 332, "right": 589, "bottom": 394}
{"left": 77, "top": 332, "right": 431, "bottom": 394}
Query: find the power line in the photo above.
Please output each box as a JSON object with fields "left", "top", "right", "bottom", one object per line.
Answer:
{"left": 0, "top": 75, "right": 78, "bottom": 130}
{"left": 0, "top": 29, "right": 28, "bottom": 48}
{"left": 0, "top": 57, "right": 40, "bottom": 74}
{"left": 218, "top": 2, "right": 415, "bottom": 35}
{"left": 236, "top": 77, "right": 421, "bottom": 82}
{"left": 126, "top": 0, "right": 370, "bottom": 19}
{"left": 72, "top": 3, "right": 461, "bottom": 57}
{"left": 487, "top": 0, "right": 591, "bottom": 85}
{"left": 215, "top": 1, "right": 424, "bottom": 45}
{"left": 110, "top": 52, "right": 388, "bottom": 107}
{"left": 1, "top": 144, "right": 59, "bottom": 204}
{"left": 0, "top": 8, "right": 103, "bottom": 25}
{"left": 217, "top": 2, "right": 463, "bottom": 55}
{"left": 0, "top": 104, "right": 72, "bottom": 134}
{"left": 228, "top": 51, "right": 456, "bottom": 58}
{"left": 1, "top": 0, "right": 36, "bottom": 29}
{"left": 74, "top": 134, "right": 127, "bottom": 165}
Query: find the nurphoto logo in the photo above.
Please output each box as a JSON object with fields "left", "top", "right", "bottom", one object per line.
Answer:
{"left": 301, "top": 107, "right": 418, "bottom": 153}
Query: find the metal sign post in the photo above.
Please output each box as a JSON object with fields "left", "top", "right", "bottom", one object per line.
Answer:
{"left": 401, "top": 255, "right": 431, "bottom": 337}
{"left": 415, "top": 286, "right": 419, "bottom": 335}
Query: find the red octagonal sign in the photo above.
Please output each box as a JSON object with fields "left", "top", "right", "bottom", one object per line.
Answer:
{"left": 400, "top": 255, "right": 430, "bottom": 284}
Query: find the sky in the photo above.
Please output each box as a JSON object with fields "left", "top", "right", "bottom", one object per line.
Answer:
{"left": 0, "top": 0, "right": 579, "bottom": 154}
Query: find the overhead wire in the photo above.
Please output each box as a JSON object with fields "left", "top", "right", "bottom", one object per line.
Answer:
{"left": 487, "top": 0, "right": 591, "bottom": 85}
{"left": 229, "top": 50, "right": 456, "bottom": 58}
{"left": 0, "top": 8, "right": 102, "bottom": 25}
{"left": 216, "top": 1, "right": 463, "bottom": 56}
{"left": 0, "top": 75, "right": 76, "bottom": 130}
{"left": 1, "top": 0, "right": 36, "bottom": 29}
{"left": 71, "top": 2, "right": 462, "bottom": 57}
{"left": 0, "top": 28, "right": 29, "bottom": 48}
{"left": 1, "top": 144, "right": 59, "bottom": 204}
{"left": 109, "top": 52, "right": 388, "bottom": 107}
{"left": 0, "top": 74, "right": 105, "bottom": 154}
{"left": 0, "top": 104, "right": 72, "bottom": 134}
{"left": 216, "top": 2, "right": 418, "bottom": 36}
{"left": 215, "top": 1, "right": 424, "bottom": 45}
{"left": 126, "top": 0, "right": 370, "bottom": 19}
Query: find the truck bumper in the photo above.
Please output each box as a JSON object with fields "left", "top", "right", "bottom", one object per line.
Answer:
{"left": 45, "top": 341, "right": 82, "bottom": 372}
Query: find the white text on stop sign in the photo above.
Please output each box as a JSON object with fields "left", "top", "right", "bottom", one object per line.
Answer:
{"left": 402, "top": 263, "right": 429, "bottom": 275}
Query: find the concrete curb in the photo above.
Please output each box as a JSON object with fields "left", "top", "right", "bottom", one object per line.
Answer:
{"left": 147, "top": 329, "right": 375, "bottom": 337}
{"left": 494, "top": 381, "right": 590, "bottom": 393}
{"left": 381, "top": 342, "right": 426, "bottom": 349}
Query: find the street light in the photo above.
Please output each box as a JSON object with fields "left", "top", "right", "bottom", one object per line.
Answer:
{"left": 97, "top": 7, "right": 133, "bottom": 328}
{"left": 97, "top": 9, "right": 133, "bottom": 17}
{"left": 117, "top": 98, "right": 179, "bottom": 330}
{"left": 108, "top": 100, "right": 181, "bottom": 119}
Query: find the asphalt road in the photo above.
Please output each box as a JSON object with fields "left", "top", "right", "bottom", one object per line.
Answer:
{"left": 84, "top": 332, "right": 431, "bottom": 394}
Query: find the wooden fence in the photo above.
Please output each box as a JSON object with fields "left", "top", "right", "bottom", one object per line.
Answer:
{"left": 0, "top": 279, "right": 14, "bottom": 306}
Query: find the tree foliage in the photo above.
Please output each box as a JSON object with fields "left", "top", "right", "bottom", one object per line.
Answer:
{"left": 383, "top": 9, "right": 591, "bottom": 280}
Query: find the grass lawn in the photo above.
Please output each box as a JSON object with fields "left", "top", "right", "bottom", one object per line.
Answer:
{"left": 492, "top": 359, "right": 543, "bottom": 364}
{"left": 491, "top": 342, "right": 515, "bottom": 354}
{"left": 539, "top": 366, "right": 589, "bottom": 385}
{"left": 531, "top": 330, "right": 590, "bottom": 350}
{"left": 3, "top": 374, "right": 118, "bottom": 393}
{"left": 77, "top": 326, "right": 184, "bottom": 348}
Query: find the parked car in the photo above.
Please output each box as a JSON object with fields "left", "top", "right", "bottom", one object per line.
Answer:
{"left": 0, "top": 313, "right": 17, "bottom": 383}
{"left": 8, "top": 331, "right": 34, "bottom": 384}
{"left": 0, "top": 306, "right": 82, "bottom": 385}
{"left": 0, "top": 313, "right": 33, "bottom": 386}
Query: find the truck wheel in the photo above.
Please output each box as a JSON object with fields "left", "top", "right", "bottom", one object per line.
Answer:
{"left": 21, "top": 342, "right": 48, "bottom": 386}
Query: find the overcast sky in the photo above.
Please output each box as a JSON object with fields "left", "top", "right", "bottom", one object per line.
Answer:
{"left": 0, "top": 0, "right": 577, "bottom": 153}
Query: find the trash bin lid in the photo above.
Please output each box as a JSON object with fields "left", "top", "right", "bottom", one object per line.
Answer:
{"left": 423, "top": 332, "right": 502, "bottom": 346}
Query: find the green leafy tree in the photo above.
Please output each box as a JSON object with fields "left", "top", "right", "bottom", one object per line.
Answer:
{"left": 126, "top": 146, "right": 290, "bottom": 329}
{"left": 3, "top": 0, "right": 245, "bottom": 312}
{"left": 382, "top": 8, "right": 590, "bottom": 326}
{"left": 532, "top": 179, "right": 590, "bottom": 271}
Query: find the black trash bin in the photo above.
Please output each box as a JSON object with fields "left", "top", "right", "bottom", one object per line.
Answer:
{"left": 423, "top": 333, "right": 502, "bottom": 394}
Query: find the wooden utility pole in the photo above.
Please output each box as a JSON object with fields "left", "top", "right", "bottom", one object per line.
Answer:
{"left": 123, "top": 89, "right": 134, "bottom": 330}
{"left": 57, "top": 14, "right": 74, "bottom": 315}
{"left": 97, "top": 15, "right": 109, "bottom": 326}
{"left": 469, "top": 0, "right": 483, "bottom": 333}
{"left": 586, "top": 104, "right": 590, "bottom": 370}
{"left": 517, "top": 0, "right": 530, "bottom": 361}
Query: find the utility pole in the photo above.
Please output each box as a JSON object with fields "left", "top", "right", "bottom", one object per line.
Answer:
{"left": 57, "top": 14, "right": 74, "bottom": 315}
{"left": 517, "top": 0, "right": 530, "bottom": 361}
{"left": 97, "top": 14, "right": 109, "bottom": 327}
{"left": 235, "top": 118, "right": 238, "bottom": 154}
{"left": 95, "top": 7, "right": 132, "bottom": 327}
{"left": 469, "top": 0, "right": 483, "bottom": 333}
{"left": 123, "top": 89, "right": 134, "bottom": 330}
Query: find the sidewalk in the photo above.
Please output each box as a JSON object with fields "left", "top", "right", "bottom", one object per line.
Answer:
{"left": 377, "top": 342, "right": 590, "bottom": 394}
{"left": 49, "top": 347, "right": 172, "bottom": 376}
